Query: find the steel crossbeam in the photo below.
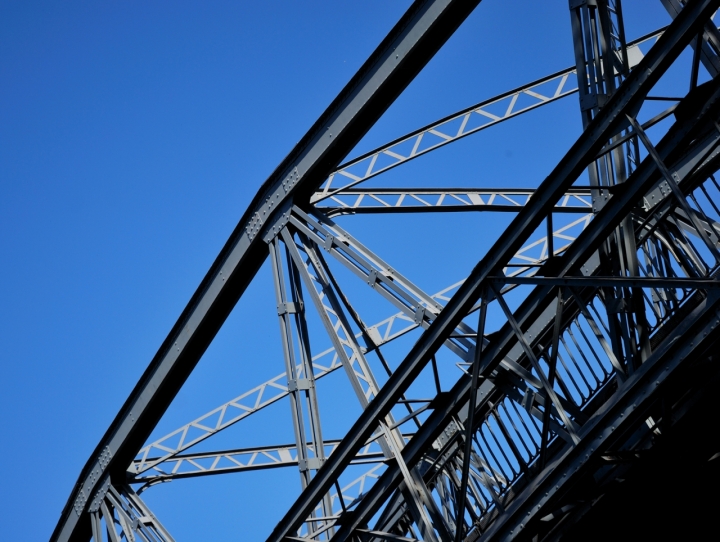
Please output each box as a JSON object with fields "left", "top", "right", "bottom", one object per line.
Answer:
{"left": 331, "top": 55, "right": 720, "bottom": 542}
{"left": 131, "top": 212, "right": 594, "bottom": 478}
{"left": 489, "top": 275, "right": 720, "bottom": 288}
{"left": 312, "top": 28, "right": 668, "bottom": 203}
{"left": 267, "top": 3, "right": 720, "bottom": 539}
{"left": 52, "top": 2, "right": 485, "bottom": 540}
{"left": 130, "top": 438, "right": 394, "bottom": 483}
{"left": 330, "top": 103, "right": 720, "bottom": 542}
{"left": 316, "top": 188, "right": 593, "bottom": 216}
{"left": 340, "top": 66, "right": 720, "bottom": 538}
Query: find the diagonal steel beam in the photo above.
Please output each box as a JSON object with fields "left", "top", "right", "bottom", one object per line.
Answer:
{"left": 662, "top": 0, "right": 720, "bottom": 76}
{"left": 51, "top": 1, "right": 486, "bottom": 540}
{"left": 332, "top": 62, "right": 720, "bottom": 541}
{"left": 131, "top": 208, "right": 591, "bottom": 479}
{"left": 266, "top": 2, "right": 720, "bottom": 539}
{"left": 333, "top": 143, "right": 720, "bottom": 542}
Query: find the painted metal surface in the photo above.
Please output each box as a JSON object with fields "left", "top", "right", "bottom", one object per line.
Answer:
{"left": 53, "top": 1, "right": 720, "bottom": 541}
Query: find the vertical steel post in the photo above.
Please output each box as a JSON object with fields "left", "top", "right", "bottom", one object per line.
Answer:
{"left": 453, "top": 289, "right": 488, "bottom": 542}
{"left": 269, "top": 238, "right": 333, "bottom": 534}
{"left": 283, "top": 229, "right": 449, "bottom": 541}
{"left": 569, "top": 0, "right": 651, "bottom": 371}
{"left": 540, "top": 288, "right": 564, "bottom": 468}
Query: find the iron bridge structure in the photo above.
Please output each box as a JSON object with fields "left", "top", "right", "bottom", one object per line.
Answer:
{"left": 53, "top": 0, "right": 720, "bottom": 540}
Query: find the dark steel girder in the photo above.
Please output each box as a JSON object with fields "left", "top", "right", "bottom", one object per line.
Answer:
{"left": 51, "top": 1, "right": 485, "bottom": 540}
{"left": 663, "top": 0, "right": 720, "bottom": 76}
{"left": 481, "top": 290, "right": 720, "bottom": 541}
{"left": 266, "top": 1, "right": 720, "bottom": 540}
{"left": 330, "top": 69, "right": 720, "bottom": 540}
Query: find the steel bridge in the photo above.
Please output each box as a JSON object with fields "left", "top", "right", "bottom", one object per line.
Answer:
{"left": 53, "top": 1, "right": 720, "bottom": 540}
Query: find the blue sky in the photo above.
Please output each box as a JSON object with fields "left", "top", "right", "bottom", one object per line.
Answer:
{"left": 0, "top": 1, "right": 685, "bottom": 540}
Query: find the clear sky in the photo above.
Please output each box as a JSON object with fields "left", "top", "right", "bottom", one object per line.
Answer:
{"left": 0, "top": 1, "right": 682, "bottom": 540}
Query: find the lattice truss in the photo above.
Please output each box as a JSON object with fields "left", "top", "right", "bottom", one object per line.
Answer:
{"left": 54, "top": 1, "right": 720, "bottom": 542}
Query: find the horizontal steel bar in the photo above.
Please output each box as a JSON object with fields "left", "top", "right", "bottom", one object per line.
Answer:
{"left": 356, "top": 529, "right": 420, "bottom": 542}
{"left": 317, "top": 188, "right": 593, "bottom": 215}
{"left": 312, "top": 27, "right": 668, "bottom": 202}
{"left": 130, "top": 438, "right": 398, "bottom": 482}
{"left": 489, "top": 276, "right": 720, "bottom": 289}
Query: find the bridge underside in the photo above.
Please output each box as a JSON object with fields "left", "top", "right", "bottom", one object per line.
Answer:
{"left": 558, "top": 358, "right": 720, "bottom": 541}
